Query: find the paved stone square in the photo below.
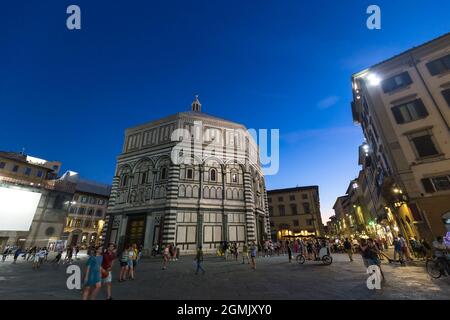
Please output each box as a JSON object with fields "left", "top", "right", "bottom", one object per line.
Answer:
{"left": 0, "top": 251, "right": 449, "bottom": 300}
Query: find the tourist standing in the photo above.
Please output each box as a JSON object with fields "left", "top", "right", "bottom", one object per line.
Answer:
{"left": 344, "top": 238, "right": 353, "bottom": 262}
{"left": 82, "top": 247, "right": 103, "bottom": 300}
{"left": 194, "top": 246, "right": 205, "bottom": 275}
{"left": 233, "top": 243, "right": 239, "bottom": 261}
{"left": 101, "top": 243, "right": 116, "bottom": 300}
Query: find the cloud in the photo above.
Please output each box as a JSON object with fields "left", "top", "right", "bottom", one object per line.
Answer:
{"left": 317, "top": 96, "right": 340, "bottom": 109}
{"left": 281, "top": 126, "right": 361, "bottom": 144}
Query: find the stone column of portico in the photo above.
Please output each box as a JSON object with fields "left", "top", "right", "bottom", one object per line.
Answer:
{"left": 243, "top": 167, "right": 256, "bottom": 244}
{"left": 196, "top": 165, "right": 204, "bottom": 247}
{"left": 262, "top": 185, "right": 271, "bottom": 239}
{"left": 221, "top": 167, "right": 228, "bottom": 242}
{"left": 161, "top": 164, "right": 180, "bottom": 247}
{"left": 102, "top": 175, "right": 120, "bottom": 246}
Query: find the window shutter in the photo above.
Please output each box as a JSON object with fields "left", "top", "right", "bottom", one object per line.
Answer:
{"left": 391, "top": 106, "right": 404, "bottom": 124}
{"left": 421, "top": 178, "right": 435, "bottom": 193}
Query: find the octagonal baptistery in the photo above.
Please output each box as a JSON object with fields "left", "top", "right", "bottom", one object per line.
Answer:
{"left": 104, "top": 97, "right": 271, "bottom": 255}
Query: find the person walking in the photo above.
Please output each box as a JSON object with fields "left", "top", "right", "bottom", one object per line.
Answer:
{"left": 162, "top": 244, "right": 170, "bottom": 270}
{"left": 306, "top": 240, "right": 313, "bottom": 260}
{"left": 242, "top": 243, "right": 250, "bottom": 264}
{"left": 52, "top": 248, "right": 63, "bottom": 266}
{"left": 233, "top": 243, "right": 239, "bottom": 261}
{"left": 287, "top": 241, "right": 293, "bottom": 263}
{"left": 2, "top": 246, "right": 10, "bottom": 262}
{"left": 82, "top": 247, "right": 103, "bottom": 300}
{"left": 101, "top": 243, "right": 116, "bottom": 300}
{"left": 344, "top": 238, "right": 353, "bottom": 262}
{"left": 13, "top": 248, "right": 22, "bottom": 264}
{"left": 194, "top": 246, "right": 205, "bottom": 275}
{"left": 393, "top": 236, "right": 405, "bottom": 265}
{"left": 223, "top": 241, "right": 229, "bottom": 260}
{"left": 32, "top": 248, "right": 41, "bottom": 269}
{"left": 400, "top": 235, "right": 412, "bottom": 261}
{"left": 65, "top": 246, "right": 73, "bottom": 264}
{"left": 27, "top": 246, "right": 36, "bottom": 261}
{"left": 37, "top": 248, "right": 46, "bottom": 267}
{"left": 250, "top": 242, "right": 257, "bottom": 270}
{"left": 172, "top": 243, "right": 178, "bottom": 261}
{"left": 366, "top": 239, "right": 385, "bottom": 282}
{"left": 118, "top": 248, "right": 129, "bottom": 282}
{"left": 126, "top": 245, "right": 135, "bottom": 280}
{"left": 293, "top": 240, "right": 299, "bottom": 254}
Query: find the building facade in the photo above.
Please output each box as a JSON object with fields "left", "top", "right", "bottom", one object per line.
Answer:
{"left": 61, "top": 171, "right": 111, "bottom": 248}
{"left": 104, "top": 97, "right": 271, "bottom": 254}
{"left": 267, "top": 186, "right": 324, "bottom": 240}
{"left": 351, "top": 33, "right": 450, "bottom": 242}
{"left": 0, "top": 152, "right": 75, "bottom": 251}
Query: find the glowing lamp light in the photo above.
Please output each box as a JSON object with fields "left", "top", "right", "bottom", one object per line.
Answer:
{"left": 367, "top": 73, "right": 381, "bottom": 86}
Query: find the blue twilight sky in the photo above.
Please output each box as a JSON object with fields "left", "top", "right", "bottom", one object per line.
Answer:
{"left": 1, "top": 1, "right": 449, "bottom": 223}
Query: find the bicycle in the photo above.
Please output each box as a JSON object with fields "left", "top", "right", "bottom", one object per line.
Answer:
{"left": 426, "top": 255, "right": 449, "bottom": 279}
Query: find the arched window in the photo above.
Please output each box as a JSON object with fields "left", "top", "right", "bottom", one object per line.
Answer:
{"left": 120, "top": 175, "right": 128, "bottom": 187}
{"left": 210, "top": 168, "right": 217, "bottom": 182}
{"left": 161, "top": 167, "right": 167, "bottom": 180}
{"left": 231, "top": 171, "right": 238, "bottom": 183}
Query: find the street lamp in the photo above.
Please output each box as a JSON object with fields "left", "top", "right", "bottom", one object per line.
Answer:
{"left": 366, "top": 73, "right": 381, "bottom": 86}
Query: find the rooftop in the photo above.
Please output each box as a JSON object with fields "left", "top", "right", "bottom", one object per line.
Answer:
{"left": 267, "top": 186, "right": 319, "bottom": 194}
